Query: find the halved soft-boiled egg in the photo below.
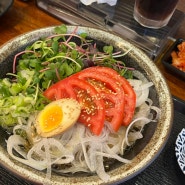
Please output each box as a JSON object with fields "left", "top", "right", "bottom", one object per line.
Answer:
{"left": 35, "top": 98, "right": 81, "bottom": 137}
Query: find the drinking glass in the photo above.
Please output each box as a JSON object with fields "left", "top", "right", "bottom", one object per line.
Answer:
{"left": 133, "top": 0, "right": 179, "bottom": 29}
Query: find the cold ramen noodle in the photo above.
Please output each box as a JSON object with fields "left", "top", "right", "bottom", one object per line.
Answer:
{"left": 0, "top": 25, "right": 160, "bottom": 183}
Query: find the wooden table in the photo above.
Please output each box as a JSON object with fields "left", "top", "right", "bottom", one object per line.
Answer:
{"left": 0, "top": 0, "right": 185, "bottom": 101}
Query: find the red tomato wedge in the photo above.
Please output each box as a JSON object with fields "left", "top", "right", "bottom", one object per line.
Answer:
{"left": 72, "top": 69, "right": 125, "bottom": 131}
{"left": 43, "top": 66, "right": 136, "bottom": 135}
{"left": 80, "top": 67, "right": 136, "bottom": 126}
{"left": 43, "top": 77, "right": 105, "bottom": 135}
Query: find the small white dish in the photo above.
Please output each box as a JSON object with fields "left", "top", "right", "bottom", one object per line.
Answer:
{"left": 175, "top": 128, "right": 185, "bottom": 174}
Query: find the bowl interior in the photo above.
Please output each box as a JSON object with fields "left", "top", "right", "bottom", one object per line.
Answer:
{"left": 0, "top": 26, "right": 173, "bottom": 185}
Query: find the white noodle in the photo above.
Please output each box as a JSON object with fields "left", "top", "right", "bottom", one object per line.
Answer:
{"left": 6, "top": 70, "right": 161, "bottom": 183}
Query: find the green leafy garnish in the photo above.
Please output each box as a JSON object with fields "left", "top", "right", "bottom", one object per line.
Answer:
{"left": 0, "top": 24, "right": 133, "bottom": 129}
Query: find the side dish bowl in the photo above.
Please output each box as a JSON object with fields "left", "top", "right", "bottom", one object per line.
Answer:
{"left": 162, "top": 38, "right": 185, "bottom": 80}
{"left": 0, "top": 25, "right": 173, "bottom": 185}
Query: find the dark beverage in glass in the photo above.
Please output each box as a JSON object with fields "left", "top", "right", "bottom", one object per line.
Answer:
{"left": 134, "top": 0, "right": 179, "bottom": 28}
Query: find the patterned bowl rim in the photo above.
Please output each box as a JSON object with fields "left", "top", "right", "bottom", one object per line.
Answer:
{"left": 175, "top": 128, "right": 185, "bottom": 175}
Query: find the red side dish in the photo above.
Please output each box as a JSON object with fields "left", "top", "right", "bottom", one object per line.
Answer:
{"left": 171, "top": 41, "right": 185, "bottom": 72}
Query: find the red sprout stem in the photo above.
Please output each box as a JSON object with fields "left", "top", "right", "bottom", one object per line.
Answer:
{"left": 55, "top": 68, "right": 61, "bottom": 81}
{"left": 46, "top": 33, "right": 85, "bottom": 43}
{"left": 66, "top": 26, "right": 78, "bottom": 43}
{"left": 39, "top": 67, "right": 50, "bottom": 73}
{"left": 13, "top": 50, "right": 35, "bottom": 73}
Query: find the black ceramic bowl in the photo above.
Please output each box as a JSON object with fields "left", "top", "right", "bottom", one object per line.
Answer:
{"left": 0, "top": 25, "right": 173, "bottom": 185}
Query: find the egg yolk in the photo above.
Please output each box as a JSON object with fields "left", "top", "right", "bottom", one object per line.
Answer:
{"left": 39, "top": 104, "right": 63, "bottom": 132}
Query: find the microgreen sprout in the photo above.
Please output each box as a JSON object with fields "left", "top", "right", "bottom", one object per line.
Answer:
{"left": 0, "top": 24, "right": 133, "bottom": 129}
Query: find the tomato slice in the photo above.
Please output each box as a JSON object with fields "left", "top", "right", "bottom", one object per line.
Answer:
{"left": 72, "top": 69, "right": 125, "bottom": 131}
{"left": 42, "top": 78, "right": 76, "bottom": 100}
{"left": 82, "top": 67, "right": 136, "bottom": 126}
{"left": 43, "top": 77, "right": 105, "bottom": 135}
{"left": 43, "top": 66, "right": 136, "bottom": 135}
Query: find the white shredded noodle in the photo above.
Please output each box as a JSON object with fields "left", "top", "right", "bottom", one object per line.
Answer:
{"left": 6, "top": 70, "right": 161, "bottom": 183}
